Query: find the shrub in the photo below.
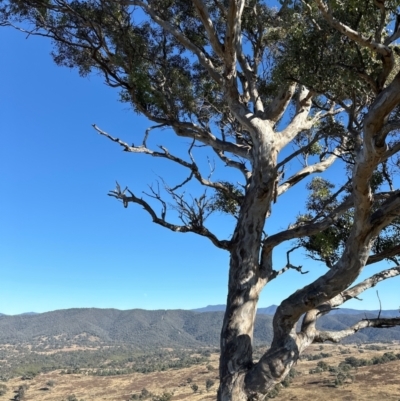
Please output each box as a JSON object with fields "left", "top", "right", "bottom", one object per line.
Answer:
{"left": 317, "top": 361, "right": 329, "bottom": 371}
{"left": 206, "top": 379, "right": 215, "bottom": 391}
{"left": 152, "top": 393, "right": 173, "bottom": 401}
{"left": 267, "top": 385, "right": 280, "bottom": 398}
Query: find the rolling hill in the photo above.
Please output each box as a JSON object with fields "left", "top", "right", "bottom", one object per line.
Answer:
{"left": 0, "top": 306, "right": 399, "bottom": 348}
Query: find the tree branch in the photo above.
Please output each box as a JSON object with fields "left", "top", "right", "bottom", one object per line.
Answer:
{"left": 172, "top": 122, "right": 252, "bottom": 161}
{"left": 312, "top": 265, "right": 400, "bottom": 314}
{"left": 314, "top": 0, "right": 393, "bottom": 64}
{"left": 276, "top": 87, "right": 314, "bottom": 150}
{"left": 93, "top": 124, "right": 243, "bottom": 202}
{"left": 369, "top": 190, "right": 400, "bottom": 234}
{"left": 367, "top": 244, "right": 400, "bottom": 265}
{"left": 277, "top": 148, "right": 342, "bottom": 197}
{"left": 314, "top": 0, "right": 395, "bottom": 90}
{"left": 224, "top": 0, "right": 246, "bottom": 79}
{"left": 383, "top": 141, "right": 400, "bottom": 159}
{"left": 192, "top": 0, "right": 225, "bottom": 59}
{"left": 109, "top": 182, "right": 231, "bottom": 250}
{"left": 264, "top": 83, "right": 296, "bottom": 123}
{"left": 93, "top": 120, "right": 251, "bottom": 161}
{"left": 124, "top": 0, "right": 223, "bottom": 84}
{"left": 313, "top": 318, "right": 400, "bottom": 343}
{"left": 276, "top": 133, "right": 322, "bottom": 169}
{"left": 263, "top": 195, "right": 354, "bottom": 252}
{"left": 270, "top": 246, "right": 309, "bottom": 279}
{"left": 213, "top": 149, "right": 251, "bottom": 181}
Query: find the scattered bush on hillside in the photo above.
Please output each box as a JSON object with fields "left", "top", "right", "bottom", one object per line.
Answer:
{"left": 21, "top": 373, "right": 36, "bottom": 380}
{"left": 265, "top": 368, "right": 301, "bottom": 398}
{"left": 302, "top": 352, "right": 332, "bottom": 361}
{"left": 266, "top": 385, "right": 280, "bottom": 399}
{"left": 0, "top": 384, "right": 7, "bottom": 396}
{"left": 334, "top": 371, "right": 354, "bottom": 387}
{"left": 0, "top": 345, "right": 211, "bottom": 379}
{"left": 339, "top": 348, "right": 351, "bottom": 355}
{"left": 281, "top": 368, "right": 300, "bottom": 388}
{"left": 151, "top": 393, "right": 173, "bottom": 401}
{"left": 206, "top": 378, "right": 215, "bottom": 391}
{"left": 308, "top": 351, "right": 400, "bottom": 387}
{"left": 364, "top": 345, "right": 388, "bottom": 351}
{"left": 131, "top": 388, "right": 152, "bottom": 400}
{"left": 14, "top": 384, "right": 29, "bottom": 401}
{"left": 341, "top": 352, "right": 400, "bottom": 368}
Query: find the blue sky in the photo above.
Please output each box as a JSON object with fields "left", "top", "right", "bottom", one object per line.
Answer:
{"left": 1, "top": 27, "right": 399, "bottom": 315}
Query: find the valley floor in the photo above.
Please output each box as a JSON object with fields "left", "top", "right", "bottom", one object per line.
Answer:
{"left": 1, "top": 343, "right": 400, "bottom": 400}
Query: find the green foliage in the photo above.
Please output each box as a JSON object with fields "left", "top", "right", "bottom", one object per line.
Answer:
{"left": 302, "top": 352, "right": 332, "bottom": 361}
{"left": 273, "top": 0, "right": 399, "bottom": 99}
{"left": 329, "top": 351, "right": 400, "bottom": 388}
{"left": 340, "top": 348, "right": 351, "bottom": 355}
{"left": 208, "top": 182, "right": 243, "bottom": 216}
{"left": 316, "top": 360, "right": 329, "bottom": 371}
{"left": 364, "top": 344, "right": 387, "bottom": 351}
{"left": 296, "top": 177, "right": 352, "bottom": 267}
{"left": 205, "top": 378, "right": 215, "bottom": 391}
{"left": 266, "top": 384, "right": 280, "bottom": 398}
{"left": 334, "top": 371, "right": 352, "bottom": 387}
{"left": 191, "top": 383, "right": 198, "bottom": 393}
{"left": 343, "top": 356, "right": 370, "bottom": 368}
{"left": 281, "top": 367, "right": 300, "bottom": 387}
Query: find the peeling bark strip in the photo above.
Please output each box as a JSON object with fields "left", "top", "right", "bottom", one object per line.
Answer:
{"left": 4, "top": 1, "right": 400, "bottom": 400}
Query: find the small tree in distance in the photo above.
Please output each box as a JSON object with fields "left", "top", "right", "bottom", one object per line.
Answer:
{"left": 2, "top": 1, "right": 400, "bottom": 399}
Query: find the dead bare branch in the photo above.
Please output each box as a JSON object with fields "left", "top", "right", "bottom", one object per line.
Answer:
{"left": 313, "top": 318, "right": 400, "bottom": 343}
{"left": 109, "top": 182, "right": 231, "bottom": 250}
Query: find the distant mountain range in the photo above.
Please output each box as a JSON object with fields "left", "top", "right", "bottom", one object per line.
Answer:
{"left": 4, "top": 304, "right": 399, "bottom": 317}
{"left": 0, "top": 312, "right": 38, "bottom": 317}
{"left": 0, "top": 306, "right": 398, "bottom": 348}
{"left": 192, "top": 304, "right": 279, "bottom": 314}
{"left": 193, "top": 304, "right": 400, "bottom": 317}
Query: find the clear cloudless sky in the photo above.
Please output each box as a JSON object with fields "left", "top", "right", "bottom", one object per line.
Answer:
{"left": 1, "top": 26, "right": 399, "bottom": 315}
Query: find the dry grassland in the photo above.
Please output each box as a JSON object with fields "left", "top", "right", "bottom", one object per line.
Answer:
{"left": 279, "top": 343, "right": 400, "bottom": 401}
{"left": 1, "top": 344, "right": 400, "bottom": 401}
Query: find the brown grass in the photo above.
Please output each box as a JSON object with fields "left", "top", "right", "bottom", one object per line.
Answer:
{"left": 1, "top": 343, "right": 400, "bottom": 401}
{"left": 275, "top": 343, "right": 400, "bottom": 401}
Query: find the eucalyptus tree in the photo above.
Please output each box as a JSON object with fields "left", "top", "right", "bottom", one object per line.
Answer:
{"left": 2, "top": 0, "right": 400, "bottom": 399}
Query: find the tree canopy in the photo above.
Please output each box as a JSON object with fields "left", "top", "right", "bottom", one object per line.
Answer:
{"left": 2, "top": 0, "right": 400, "bottom": 399}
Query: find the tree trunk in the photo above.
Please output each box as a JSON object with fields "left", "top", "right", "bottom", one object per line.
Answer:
{"left": 217, "top": 155, "right": 278, "bottom": 400}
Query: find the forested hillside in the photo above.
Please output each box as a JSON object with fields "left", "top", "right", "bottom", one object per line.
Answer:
{"left": 0, "top": 308, "right": 399, "bottom": 348}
